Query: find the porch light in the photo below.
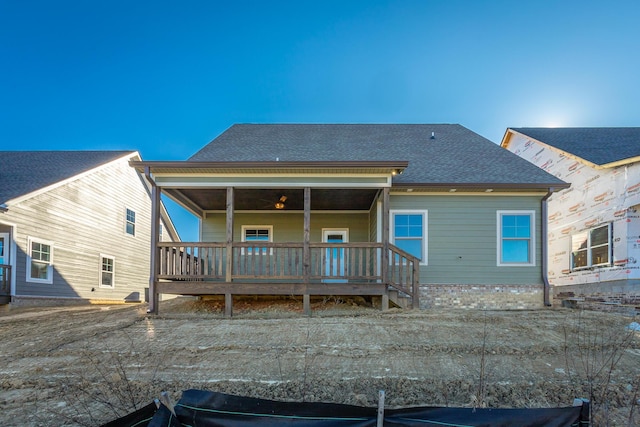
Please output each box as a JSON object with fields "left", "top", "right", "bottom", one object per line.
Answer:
{"left": 274, "top": 195, "right": 287, "bottom": 209}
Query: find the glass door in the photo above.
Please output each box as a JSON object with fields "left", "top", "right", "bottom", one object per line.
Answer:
{"left": 322, "top": 229, "right": 348, "bottom": 282}
{"left": 0, "top": 233, "right": 10, "bottom": 297}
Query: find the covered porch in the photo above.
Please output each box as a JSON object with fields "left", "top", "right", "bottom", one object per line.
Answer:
{"left": 132, "top": 161, "right": 420, "bottom": 316}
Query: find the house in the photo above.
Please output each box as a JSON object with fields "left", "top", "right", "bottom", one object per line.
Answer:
{"left": 131, "top": 124, "right": 568, "bottom": 315}
{"left": 0, "top": 151, "right": 179, "bottom": 306}
{"left": 501, "top": 128, "right": 640, "bottom": 311}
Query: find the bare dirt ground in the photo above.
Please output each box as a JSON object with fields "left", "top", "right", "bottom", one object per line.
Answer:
{"left": 0, "top": 296, "right": 639, "bottom": 426}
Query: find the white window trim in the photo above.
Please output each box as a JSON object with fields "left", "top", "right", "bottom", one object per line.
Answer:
{"left": 99, "top": 254, "right": 115, "bottom": 288}
{"left": 125, "top": 207, "right": 136, "bottom": 237}
{"left": 241, "top": 225, "right": 273, "bottom": 255}
{"left": 570, "top": 223, "right": 612, "bottom": 271}
{"left": 496, "top": 210, "right": 536, "bottom": 267}
{"left": 26, "top": 236, "right": 54, "bottom": 284}
{"left": 390, "top": 210, "right": 428, "bottom": 265}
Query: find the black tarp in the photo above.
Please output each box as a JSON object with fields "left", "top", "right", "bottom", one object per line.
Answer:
{"left": 106, "top": 389, "right": 589, "bottom": 427}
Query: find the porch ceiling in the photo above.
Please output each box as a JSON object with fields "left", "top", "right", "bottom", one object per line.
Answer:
{"left": 164, "top": 188, "right": 380, "bottom": 211}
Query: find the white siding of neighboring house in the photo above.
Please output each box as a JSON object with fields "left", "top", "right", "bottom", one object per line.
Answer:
{"left": 505, "top": 132, "right": 640, "bottom": 287}
{"left": 1, "top": 155, "right": 155, "bottom": 302}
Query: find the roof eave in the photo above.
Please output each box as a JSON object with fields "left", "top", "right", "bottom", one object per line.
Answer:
{"left": 392, "top": 182, "right": 571, "bottom": 192}
{"left": 131, "top": 160, "right": 410, "bottom": 173}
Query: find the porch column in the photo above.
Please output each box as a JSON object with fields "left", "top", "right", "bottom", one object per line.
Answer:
{"left": 146, "top": 166, "right": 160, "bottom": 315}
{"left": 381, "top": 187, "right": 390, "bottom": 311}
{"left": 225, "top": 187, "right": 234, "bottom": 317}
{"left": 303, "top": 187, "right": 311, "bottom": 316}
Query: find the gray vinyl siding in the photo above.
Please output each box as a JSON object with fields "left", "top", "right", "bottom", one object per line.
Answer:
{"left": 3, "top": 156, "right": 153, "bottom": 300}
{"left": 202, "top": 212, "right": 370, "bottom": 242}
{"left": 369, "top": 200, "right": 379, "bottom": 243}
{"left": 390, "top": 194, "right": 543, "bottom": 285}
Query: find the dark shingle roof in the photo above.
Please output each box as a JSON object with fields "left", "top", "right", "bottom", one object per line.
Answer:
{"left": 190, "top": 124, "right": 566, "bottom": 187}
{"left": 0, "top": 151, "right": 135, "bottom": 205}
{"left": 511, "top": 127, "right": 640, "bottom": 166}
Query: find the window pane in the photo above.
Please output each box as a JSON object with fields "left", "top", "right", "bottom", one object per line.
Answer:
{"left": 591, "top": 245, "right": 609, "bottom": 265}
{"left": 572, "top": 250, "right": 588, "bottom": 268}
{"left": 502, "top": 240, "right": 529, "bottom": 263}
{"left": 590, "top": 225, "right": 609, "bottom": 246}
{"left": 31, "top": 242, "right": 50, "bottom": 262}
{"left": 571, "top": 232, "right": 588, "bottom": 252}
{"left": 31, "top": 261, "right": 48, "bottom": 279}
{"left": 395, "top": 214, "right": 422, "bottom": 238}
{"left": 126, "top": 209, "right": 135, "bottom": 223}
{"left": 126, "top": 223, "right": 135, "bottom": 235}
{"left": 408, "top": 215, "right": 423, "bottom": 226}
{"left": 396, "top": 239, "right": 422, "bottom": 260}
{"left": 101, "top": 271, "right": 113, "bottom": 287}
{"left": 502, "top": 215, "right": 530, "bottom": 238}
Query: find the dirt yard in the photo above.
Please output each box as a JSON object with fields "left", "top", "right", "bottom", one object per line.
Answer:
{"left": 0, "top": 297, "right": 639, "bottom": 426}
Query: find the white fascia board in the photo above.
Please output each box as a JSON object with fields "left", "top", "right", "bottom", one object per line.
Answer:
{"left": 389, "top": 190, "right": 548, "bottom": 197}
{"left": 153, "top": 173, "right": 392, "bottom": 188}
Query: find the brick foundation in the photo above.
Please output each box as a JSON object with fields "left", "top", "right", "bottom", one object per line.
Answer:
{"left": 552, "top": 281, "right": 640, "bottom": 315}
{"left": 420, "top": 284, "right": 545, "bottom": 310}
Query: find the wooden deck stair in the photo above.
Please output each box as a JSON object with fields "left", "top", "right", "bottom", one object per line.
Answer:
{"left": 388, "top": 289, "right": 411, "bottom": 309}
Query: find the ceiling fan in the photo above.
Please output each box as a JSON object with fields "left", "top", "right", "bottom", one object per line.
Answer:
{"left": 274, "top": 195, "right": 287, "bottom": 209}
{"left": 259, "top": 194, "right": 288, "bottom": 210}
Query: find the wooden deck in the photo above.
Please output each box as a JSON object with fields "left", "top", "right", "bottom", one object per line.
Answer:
{"left": 153, "top": 242, "right": 419, "bottom": 314}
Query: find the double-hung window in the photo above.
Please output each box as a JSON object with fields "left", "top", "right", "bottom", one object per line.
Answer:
{"left": 571, "top": 223, "right": 612, "bottom": 270}
{"left": 27, "top": 237, "right": 53, "bottom": 283}
{"left": 390, "top": 211, "right": 427, "bottom": 263}
{"left": 242, "top": 226, "right": 272, "bottom": 254}
{"left": 125, "top": 208, "right": 136, "bottom": 236}
{"left": 100, "top": 255, "right": 115, "bottom": 288}
{"left": 497, "top": 211, "right": 535, "bottom": 266}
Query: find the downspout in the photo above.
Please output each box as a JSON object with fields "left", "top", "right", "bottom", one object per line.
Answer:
{"left": 541, "top": 188, "right": 554, "bottom": 307}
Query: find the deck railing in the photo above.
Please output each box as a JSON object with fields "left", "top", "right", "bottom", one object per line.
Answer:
{"left": 156, "top": 242, "right": 419, "bottom": 304}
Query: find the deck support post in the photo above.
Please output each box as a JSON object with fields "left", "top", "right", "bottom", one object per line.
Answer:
{"left": 225, "top": 293, "right": 233, "bottom": 318}
{"left": 303, "top": 187, "right": 311, "bottom": 316}
{"left": 146, "top": 166, "right": 160, "bottom": 315}
{"left": 225, "top": 187, "right": 234, "bottom": 317}
{"left": 381, "top": 187, "right": 390, "bottom": 311}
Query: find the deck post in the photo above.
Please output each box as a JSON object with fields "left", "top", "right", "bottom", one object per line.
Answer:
{"left": 381, "top": 187, "right": 390, "bottom": 311}
{"left": 146, "top": 166, "right": 160, "bottom": 315}
{"left": 225, "top": 187, "right": 234, "bottom": 317}
{"left": 303, "top": 187, "right": 311, "bottom": 316}
{"left": 412, "top": 260, "right": 420, "bottom": 309}
{"left": 225, "top": 293, "right": 233, "bottom": 318}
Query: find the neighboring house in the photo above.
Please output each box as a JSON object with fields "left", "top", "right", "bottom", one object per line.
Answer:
{"left": 132, "top": 124, "right": 568, "bottom": 315}
{"left": 501, "top": 128, "right": 640, "bottom": 311}
{"left": 0, "top": 151, "right": 179, "bottom": 306}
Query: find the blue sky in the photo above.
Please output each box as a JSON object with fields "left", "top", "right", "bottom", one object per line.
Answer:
{"left": 2, "top": 1, "right": 639, "bottom": 241}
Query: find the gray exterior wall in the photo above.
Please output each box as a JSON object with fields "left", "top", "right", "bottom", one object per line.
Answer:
{"left": 390, "top": 194, "right": 544, "bottom": 286}
{"left": 202, "top": 212, "right": 370, "bottom": 242}
{"left": 0, "top": 155, "right": 156, "bottom": 303}
{"left": 201, "top": 193, "right": 544, "bottom": 287}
